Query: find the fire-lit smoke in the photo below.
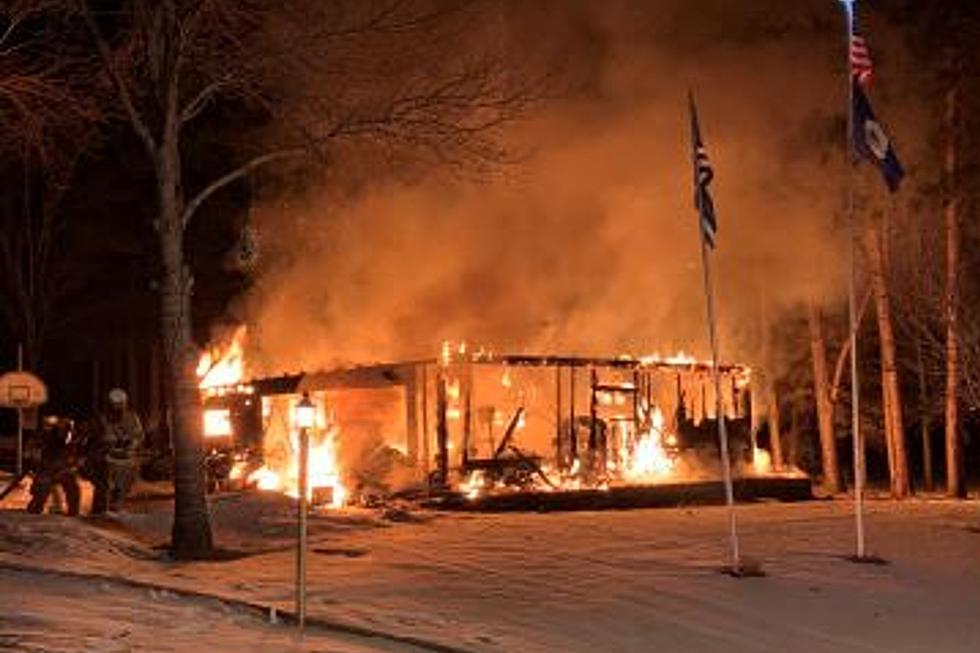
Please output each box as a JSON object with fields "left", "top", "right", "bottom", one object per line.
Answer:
{"left": 241, "top": 1, "right": 860, "bottom": 375}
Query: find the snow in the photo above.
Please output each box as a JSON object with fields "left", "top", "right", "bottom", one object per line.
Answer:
{"left": 1, "top": 486, "right": 979, "bottom": 652}
{"left": 0, "top": 566, "right": 426, "bottom": 653}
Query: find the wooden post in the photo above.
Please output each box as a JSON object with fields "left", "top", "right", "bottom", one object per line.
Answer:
{"left": 461, "top": 362, "right": 473, "bottom": 470}
{"left": 568, "top": 366, "right": 577, "bottom": 467}
{"left": 589, "top": 368, "right": 598, "bottom": 452}
{"left": 555, "top": 366, "right": 562, "bottom": 466}
{"left": 632, "top": 370, "right": 641, "bottom": 437}
{"left": 646, "top": 371, "right": 653, "bottom": 415}
{"left": 405, "top": 368, "right": 419, "bottom": 463}
{"left": 435, "top": 370, "right": 449, "bottom": 488}
{"left": 421, "top": 365, "right": 429, "bottom": 478}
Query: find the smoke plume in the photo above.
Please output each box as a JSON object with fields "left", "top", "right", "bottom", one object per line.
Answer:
{"left": 241, "top": 0, "right": 861, "bottom": 376}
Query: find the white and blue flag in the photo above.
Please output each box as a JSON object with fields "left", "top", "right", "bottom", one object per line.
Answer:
{"left": 852, "top": 78, "right": 904, "bottom": 192}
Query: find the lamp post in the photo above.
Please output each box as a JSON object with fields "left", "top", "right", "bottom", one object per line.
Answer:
{"left": 294, "top": 392, "right": 315, "bottom": 631}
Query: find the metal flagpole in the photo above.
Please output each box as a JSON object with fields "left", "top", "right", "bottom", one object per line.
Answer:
{"left": 699, "top": 237, "right": 741, "bottom": 573}
{"left": 841, "top": 0, "right": 866, "bottom": 560}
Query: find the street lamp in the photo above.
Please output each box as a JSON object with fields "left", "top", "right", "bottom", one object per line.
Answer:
{"left": 295, "top": 392, "right": 316, "bottom": 430}
{"left": 295, "top": 392, "right": 314, "bottom": 631}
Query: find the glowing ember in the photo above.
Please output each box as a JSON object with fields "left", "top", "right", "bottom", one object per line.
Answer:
{"left": 639, "top": 351, "right": 700, "bottom": 366}
{"left": 460, "top": 470, "right": 487, "bottom": 499}
{"left": 752, "top": 447, "right": 773, "bottom": 474}
{"left": 663, "top": 351, "right": 697, "bottom": 365}
{"left": 202, "top": 407, "right": 232, "bottom": 438}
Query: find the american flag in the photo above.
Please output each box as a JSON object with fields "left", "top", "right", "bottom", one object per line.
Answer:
{"left": 689, "top": 93, "right": 717, "bottom": 249}
{"left": 850, "top": 17, "right": 873, "bottom": 87}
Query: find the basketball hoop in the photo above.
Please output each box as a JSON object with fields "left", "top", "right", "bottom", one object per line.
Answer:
{"left": 0, "top": 371, "right": 48, "bottom": 409}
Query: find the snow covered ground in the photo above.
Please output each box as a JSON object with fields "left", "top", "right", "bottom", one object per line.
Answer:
{"left": 0, "top": 566, "right": 433, "bottom": 653}
{"left": 1, "top": 488, "right": 978, "bottom": 652}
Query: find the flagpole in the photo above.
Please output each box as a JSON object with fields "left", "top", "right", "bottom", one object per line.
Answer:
{"left": 841, "top": 0, "right": 867, "bottom": 560}
{"left": 689, "top": 91, "right": 742, "bottom": 574}
{"left": 699, "top": 235, "right": 741, "bottom": 573}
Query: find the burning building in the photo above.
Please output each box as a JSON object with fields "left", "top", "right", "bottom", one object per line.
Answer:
{"left": 198, "top": 334, "right": 810, "bottom": 509}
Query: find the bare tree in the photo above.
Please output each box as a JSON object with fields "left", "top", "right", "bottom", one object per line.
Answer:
{"left": 881, "top": 0, "right": 980, "bottom": 499}
{"left": 862, "top": 217, "right": 909, "bottom": 497}
{"left": 941, "top": 81, "right": 965, "bottom": 498}
{"left": 0, "top": 1, "right": 100, "bottom": 368}
{"left": 806, "top": 300, "right": 840, "bottom": 493}
{"left": 77, "top": 0, "right": 550, "bottom": 558}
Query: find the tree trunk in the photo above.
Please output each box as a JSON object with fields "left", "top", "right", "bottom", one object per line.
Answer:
{"left": 943, "top": 83, "right": 965, "bottom": 498}
{"left": 788, "top": 396, "right": 801, "bottom": 470}
{"left": 767, "top": 385, "right": 783, "bottom": 470}
{"left": 863, "top": 222, "right": 910, "bottom": 497}
{"left": 157, "top": 135, "right": 213, "bottom": 559}
{"left": 807, "top": 300, "right": 840, "bottom": 493}
{"left": 915, "top": 338, "right": 934, "bottom": 492}
{"left": 758, "top": 285, "right": 783, "bottom": 469}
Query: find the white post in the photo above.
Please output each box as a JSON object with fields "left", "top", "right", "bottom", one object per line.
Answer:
{"left": 296, "top": 423, "right": 309, "bottom": 630}
{"left": 841, "top": 0, "right": 867, "bottom": 560}
{"left": 700, "top": 238, "right": 741, "bottom": 572}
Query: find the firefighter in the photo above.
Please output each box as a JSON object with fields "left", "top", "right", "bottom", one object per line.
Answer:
{"left": 90, "top": 388, "right": 144, "bottom": 513}
{"left": 26, "top": 416, "right": 81, "bottom": 515}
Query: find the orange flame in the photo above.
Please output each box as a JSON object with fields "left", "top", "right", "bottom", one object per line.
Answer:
{"left": 197, "top": 326, "right": 247, "bottom": 389}
{"left": 239, "top": 397, "right": 347, "bottom": 508}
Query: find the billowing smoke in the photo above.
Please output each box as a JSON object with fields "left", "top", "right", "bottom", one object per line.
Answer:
{"left": 240, "top": 0, "right": 860, "bottom": 376}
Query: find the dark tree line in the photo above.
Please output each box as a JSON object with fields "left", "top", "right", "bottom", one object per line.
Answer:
{"left": 766, "top": 2, "right": 980, "bottom": 498}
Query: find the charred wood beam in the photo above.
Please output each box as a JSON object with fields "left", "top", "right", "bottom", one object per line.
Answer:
{"left": 568, "top": 366, "right": 577, "bottom": 466}
{"left": 555, "top": 366, "right": 562, "bottom": 469}
{"left": 435, "top": 370, "right": 449, "bottom": 489}
{"left": 493, "top": 407, "right": 525, "bottom": 459}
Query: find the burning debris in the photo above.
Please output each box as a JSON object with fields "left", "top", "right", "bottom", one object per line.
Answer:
{"left": 194, "top": 334, "right": 805, "bottom": 510}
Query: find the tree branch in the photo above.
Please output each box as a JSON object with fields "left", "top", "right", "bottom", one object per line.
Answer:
{"left": 180, "top": 79, "right": 224, "bottom": 124}
{"left": 81, "top": 3, "right": 156, "bottom": 155}
{"left": 181, "top": 148, "right": 305, "bottom": 226}
{"left": 829, "top": 287, "right": 873, "bottom": 405}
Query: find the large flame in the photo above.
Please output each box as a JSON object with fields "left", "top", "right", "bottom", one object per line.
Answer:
{"left": 230, "top": 397, "right": 348, "bottom": 508}
{"left": 198, "top": 327, "right": 346, "bottom": 508}
{"left": 197, "top": 326, "right": 246, "bottom": 389}
{"left": 241, "top": 424, "right": 347, "bottom": 508}
{"left": 621, "top": 407, "right": 675, "bottom": 481}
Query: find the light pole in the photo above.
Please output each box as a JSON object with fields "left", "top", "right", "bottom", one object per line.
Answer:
{"left": 294, "top": 392, "right": 315, "bottom": 631}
